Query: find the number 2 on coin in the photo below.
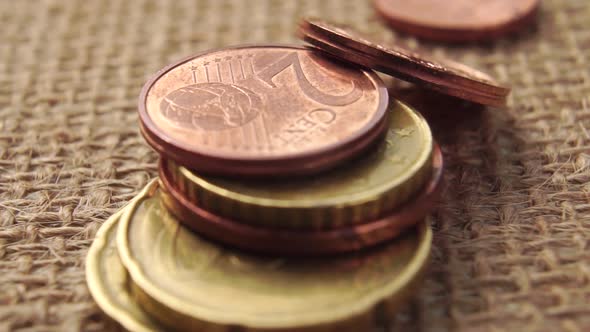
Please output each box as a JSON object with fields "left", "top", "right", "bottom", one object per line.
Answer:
{"left": 257, "top": 52, "right": 362, "bottom": 106}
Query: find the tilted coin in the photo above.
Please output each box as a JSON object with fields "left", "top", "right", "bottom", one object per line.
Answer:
{"left": 299, "top": 18, "right": 510, "bottom": 107}
{"left": 85, "top": 184, "right": 165, "bottom": 332}
{"left": 159, "top": 145, "right": 442, "bottom": 255}
{"left": 163, "top": 100, "right": 432, "bottom": 230}
{"left": 139, "top": 45, "right": 389, "bottom": 177}
{"left": 117, "top": 180, "right": 432, "bottom": 332}
{"left": 373, "top": 0, "right": 540, "bottom": 42}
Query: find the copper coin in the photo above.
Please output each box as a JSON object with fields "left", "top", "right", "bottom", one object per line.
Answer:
{"left": 373, "top": 0, "right": 540, "bottom": 42}
{"left": 299, "top": 19, "right": 510, "bottom": 107}
{"left": 139, "top": 45, "right": 389, "bottom": 177}
{"left": 157, "top": 144, "right": 443, "bottom": 256}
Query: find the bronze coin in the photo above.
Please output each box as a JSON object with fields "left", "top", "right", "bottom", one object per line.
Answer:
{"left": 157, "top": 144, "right": 443, "bottom": 256}
{"left": 373, "top": 0, "right": 540, "bottom": 42}
{"left": 139, "top": 45, "right": 389, "bottom": 177}
{"left": 299, "top": 19, "right": 510, "bottom": 107}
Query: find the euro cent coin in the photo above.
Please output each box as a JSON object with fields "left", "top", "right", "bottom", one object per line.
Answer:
{"left": 373, "top": 0, "right": 540, "bottom": 42}
{"left": 138, "top": 45, "right": 389, "bottom": 177}
{"left": 85, "top": 181, "right": 166, "bottom": 332}
{"left": 116, "top": 180, "right": 432, "bottom": 332}
{"left": 299, "top": 18, "right": 510, "bottom": 107}
{"left": 158, "top": 144, "right": 442, "bottom": 256}
{"left": 163, "top": 100, "right": 433, "bottom": 230}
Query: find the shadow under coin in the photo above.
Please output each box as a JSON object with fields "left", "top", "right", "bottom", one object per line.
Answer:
{"left": 390, "top": 86, "right": 525, "bottom": 332}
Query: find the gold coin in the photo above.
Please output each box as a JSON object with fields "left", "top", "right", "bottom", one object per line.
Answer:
{"left": 85, "top": 180, "right": 165, "bottom": 332}
{"left": 117, "top": 180, "right": 432, "bottom": 332}
{"left": 165, "top": 99, "right": 433, "bottom": 230}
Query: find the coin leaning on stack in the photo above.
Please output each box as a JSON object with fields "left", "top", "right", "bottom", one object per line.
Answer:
{"left": 86, "top": 18, "right": 510, "bottom": 332}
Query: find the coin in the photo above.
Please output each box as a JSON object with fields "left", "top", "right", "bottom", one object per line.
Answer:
{"left": 85, "top": 183, "right": 166, "bottom": 332}
{"left": 158, "top": 144, "right": 442, "bottom": 255}
{"left": 117, "top": 181, "right": 432, "bottom": 332}
{"left": 299, "top": 19, "right": 510, "bottom": 107}
{"left": 139, "top": 45, "right": 389, "bottom": 177}
{"left": 164, "top": 100, "right": 433, "bottom": 230}
{"left": 373, "top": 0, "right": 540, "bottom": 42}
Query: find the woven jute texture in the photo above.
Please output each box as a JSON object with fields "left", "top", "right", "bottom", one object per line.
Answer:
{"left": 1, "top": 0, "right": 589, "bottom": 331}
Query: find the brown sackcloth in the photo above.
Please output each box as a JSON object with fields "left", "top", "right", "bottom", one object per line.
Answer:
{"left": 1, "top": 0, "right": 589, "bottom": 331}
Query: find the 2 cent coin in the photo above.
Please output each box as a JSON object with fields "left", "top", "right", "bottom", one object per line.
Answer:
{"left": 139, "top": 45, "right": 388, "bottom": 177}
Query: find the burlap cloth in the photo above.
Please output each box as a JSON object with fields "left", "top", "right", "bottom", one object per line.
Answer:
{"left": 1, "top": 0, "right": 589, "bottom": 331}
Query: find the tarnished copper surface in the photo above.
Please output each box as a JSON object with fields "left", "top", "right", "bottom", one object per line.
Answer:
{"left": 157, "top": 145, "right": 443, "bottom": 256}
{"left": 373, "top": 0, "right": 540, "bottom": 42}
{"left": 139, "top": 45, "right": 388, "bottom": 177}
{"left": 299, "top": 19, "right": 510, "bottom": 107}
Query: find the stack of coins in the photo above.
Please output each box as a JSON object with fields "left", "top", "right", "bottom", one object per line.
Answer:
{"left": 86, "top": 18, "right": 510, "bottom": 332}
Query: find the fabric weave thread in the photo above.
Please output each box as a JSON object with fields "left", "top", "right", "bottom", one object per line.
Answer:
{"left": 1, "top": 0, "right": 589, "bottom": 331}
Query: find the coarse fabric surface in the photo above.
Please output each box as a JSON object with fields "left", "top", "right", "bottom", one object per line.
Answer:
{"left": 1, "top": 0, "right": 589, "bottom": 331}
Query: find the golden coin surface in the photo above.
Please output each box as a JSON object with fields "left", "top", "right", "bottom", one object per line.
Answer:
{"left": 166, "top": 100, "right": 433, "bottom": 230}
{"left": 117, "top": 181, "right": 432, "bottom": 332}
{"left": 85, "top": 184, "right": 166, "bottom": 332}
